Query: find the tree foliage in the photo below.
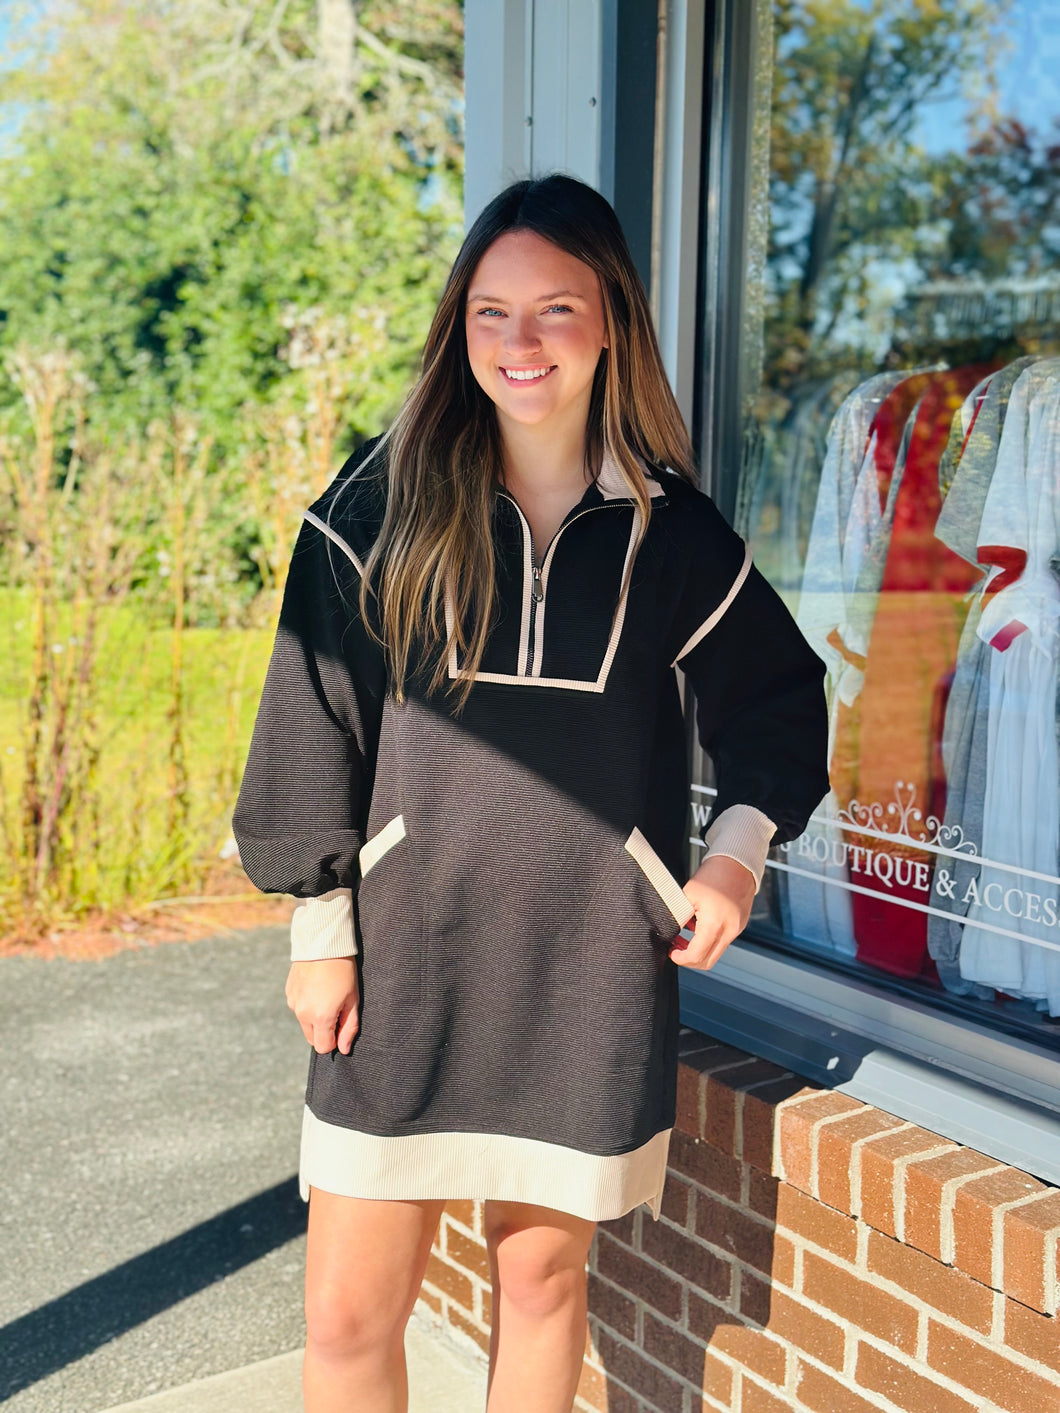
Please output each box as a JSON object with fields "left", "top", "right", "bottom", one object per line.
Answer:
{"left": 764, "top": 0, "right": 1059, "bottom": 386}
{"left": 0, "top": 0, "right": 464, "bottom": 446}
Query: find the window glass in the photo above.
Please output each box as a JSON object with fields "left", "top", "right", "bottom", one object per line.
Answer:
{"left": 712, "top": 0, "right": 1060, "bottom": 1042}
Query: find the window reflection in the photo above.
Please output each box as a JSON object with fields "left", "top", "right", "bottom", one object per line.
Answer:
{"left": 729, "top": 0, "right": 1060, "bottom": 1034}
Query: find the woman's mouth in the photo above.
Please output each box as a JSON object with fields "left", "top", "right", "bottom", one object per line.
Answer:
{"left": 499, "top": 365, "right": 557, "bottom": 383}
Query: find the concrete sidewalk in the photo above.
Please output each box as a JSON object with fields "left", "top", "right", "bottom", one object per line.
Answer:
{"left": 98, "top": 1311, "right": 488, "bottom": 1413}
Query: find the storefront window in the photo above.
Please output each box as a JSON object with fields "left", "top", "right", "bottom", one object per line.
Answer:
{"left": 707, "top": 0, "right": 1060, "bottom": 1042}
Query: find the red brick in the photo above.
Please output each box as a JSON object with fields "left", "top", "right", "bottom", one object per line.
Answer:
{"left": 687, "top": 1289, "right": 727, "bottom": 1340}
{"left": 776, "top": 1092, "right": 863, "bottom": 1195}
{"left": 595, "top": 1325, "right": 687, "bottom": 1409}
{"left": 678, "top": 1031, "right": 736, "bottom": 1060}
{"left": 815, "top": 1110, "right": 907, "bottom": 1216}
{"left": 677, "top": 1062, "right": 706, "bottom": 1138}
{"left": 417, "top": 1287, "right": 442, "bottom": 1317}
{"left": 443, "top": 1198, "right": 477, "bottom": 1233}
{"left": 601, "top": 1380, "right": 639, "bottom": 1413}
{"left": 1004, "top": 1295, "right": 1060, "bottom": 1376}
{"left": 596, "top": 1230, "right": 685, "bottom": 1320}
{"left": 1003, "top": 1191, "right": 1060, "bottom": 1315}
{"left": 597, "top": 1208, "right": 636, "bottom": 1248}
{"left": 748, "top": 1167, "right": 780, "bottom": 1221}
{"left": 696, "top": 1313, "right": 787, "bottom": 1387}
{"left": 728, "top": 1232, "right": 794, "bottom": 1295}
{"left": 774, "top": 1183, "right": 858, "bottom": 1263}
{"left": 794, "top": 1359, "right": 886, "bottom": 1413}
{"left": 866, "top": 1229, "right": 993, "bottom": 1333}
{"left": 740, "top": 1377, "right": 795, "bottom": 1412}
{"left": 575, "top": 1355, "right": 608, "bottom": 1410}
{"left": 900, "top": 1148, "right": 1003, "bottom": 1261}
{"left": 587, "top": 1271, "right": 637, "bottom": 1340}
{"left": 801, "top": 1251, "right": 918, "bottom": 1354}
{"left": 642, "top": 1215, "right": 734, "bottom": 1301}
{"left": 445, "top": 1224, "right": 491, "bottom": 1281}
{"left": 741, "top": 1270, "right": 772, "bottom": 1325}
{"left": 695, "top": 1190, "right": 775, "bottom": 1276}
{"left": 661, "top": 1173, "right": 692, "bottom": 1226}
{"left": 700, "top": 1350, "right": 734, "bottom": 1406}
{"left": 480, "top": 1284, "right": 493, "bottom": 1326}
{"left": 858, "top": 1127, "right": 956, "bottom": 1237}
{"left": 425, "top": 1252, "right": 474, "bottom": 1309}
{"left": 855, "top": 1341, "right": 977, "bottom": 1413}
{"left": 644, "top": 1308, "right": 721, "bottom": 1389}
{"left": 704, "top": 1058, "right": 775, "bottom": 1156}
{"left": 927, "top": 1319, "right": 1060, "bottom": 1411}
{"left": 762, "top": 1288, "right": 845, "bottom": 1369}
{"left": 741, "top": 1074, "right": 808, "bottom": 1171}
{"left": 680, "top": 1041, "right": 755, "bottom": 1075}
{"left": 669, "top": 1129, "right": 743, "bottom": 1202}
{"left": 952, "top": 1168, "right": 1050, "bottom": 1288}
{"left": 449, "top": 1304, "right": 490, "bottom": 1355}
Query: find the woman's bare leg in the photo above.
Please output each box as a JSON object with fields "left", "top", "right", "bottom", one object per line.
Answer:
{"left": 303, "top": 1187, "right": 445, "bottom": 1413}
{"left": 483, "top": 1200, "right": 596, "bottom": 1413}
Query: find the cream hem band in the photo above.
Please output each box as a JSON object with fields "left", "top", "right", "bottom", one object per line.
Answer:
{"left": 299, "top": 1106, "right": 672, "bottom": 1223}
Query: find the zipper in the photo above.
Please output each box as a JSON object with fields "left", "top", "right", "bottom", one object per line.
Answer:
{"left": 499, "top": 490, "right": 631, "bottom": 678}
{"left": 527, "top": 562, "right": 544, "bottom": 674}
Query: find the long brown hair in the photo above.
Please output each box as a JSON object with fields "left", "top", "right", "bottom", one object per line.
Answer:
{"left": 352, "top": 172, "right": 697, "bottom": 707}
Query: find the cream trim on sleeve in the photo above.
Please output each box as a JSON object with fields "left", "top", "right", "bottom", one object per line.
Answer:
{"left": 700, "top": 804, "right": 777, "bottom": 892}
{"left": 290, "top": 887, "right": 358, "bottom": 960}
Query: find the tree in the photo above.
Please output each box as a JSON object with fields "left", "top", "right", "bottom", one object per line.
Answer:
{"left": 764, "top": 0, "right": 1002, "bottom": 387}
{"left": 0, "top": 0, "right": 464, "bottom": 448}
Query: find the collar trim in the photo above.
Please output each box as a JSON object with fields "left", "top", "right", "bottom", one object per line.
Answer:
{"left": 596, "top": 448, "right": 668, "bottom": 501}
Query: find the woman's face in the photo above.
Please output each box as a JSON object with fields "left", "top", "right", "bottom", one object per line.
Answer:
{"left": 464, "top": 229, "right": 608, "bottom": 435}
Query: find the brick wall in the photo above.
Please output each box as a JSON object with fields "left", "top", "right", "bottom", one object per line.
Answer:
{"left": 415, "top": 1028, "right": 1060, "bottom": 1412}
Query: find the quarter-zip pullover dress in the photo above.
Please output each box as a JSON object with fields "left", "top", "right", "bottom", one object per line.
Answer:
{"left": 233, "top": 437, "right": 829, "bottom": 1222}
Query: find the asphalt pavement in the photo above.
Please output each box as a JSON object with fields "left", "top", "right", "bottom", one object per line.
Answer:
{"left": 0, "top": 926, "right": 486, "bottom": 1412}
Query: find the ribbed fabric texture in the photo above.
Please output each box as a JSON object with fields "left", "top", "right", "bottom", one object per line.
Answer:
{"left": 231, "top": 436, "right": 829, "bottom": 1222}
{"left": 290, "top": 887, "right": 357, "bottom": 960}
{"left": 299, "top": 1106, "right": 672, "bottom": 1222}
{"left": 701, "top": 803, "right": 778, "bottom": 891}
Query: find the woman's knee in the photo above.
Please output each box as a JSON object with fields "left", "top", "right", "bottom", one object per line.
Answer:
{"left": 304, "top": 1278, "right": 408, "bottom": 1361}
{"left": 488, "top": 1213, "right": 595, "bottom": 1321}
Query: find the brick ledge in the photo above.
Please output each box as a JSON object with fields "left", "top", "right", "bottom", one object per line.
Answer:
{"left": 675, "top": 1029, "right": 1060, "bottom": 1317}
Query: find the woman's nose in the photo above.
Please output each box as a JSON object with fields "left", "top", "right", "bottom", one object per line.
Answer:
{"left": 502, "top": 313, "right": 541, "bottom": 354}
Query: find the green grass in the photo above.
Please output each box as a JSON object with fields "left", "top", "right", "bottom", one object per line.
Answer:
{"left": 0, "top": 588, "right": 273, "bottom": 925}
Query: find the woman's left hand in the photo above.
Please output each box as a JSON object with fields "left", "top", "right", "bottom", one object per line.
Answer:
{"left": 669, "top": 854, "right": 756, "bottom": 970}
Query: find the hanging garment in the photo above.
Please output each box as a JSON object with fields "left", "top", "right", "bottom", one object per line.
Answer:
{"left": 786, "top": 372, "right": 909, "bottom": 954}
{"left": 738, "top": 376, "right": 859, "bottom": 593}
{"left": 850, "top": 365, "right": 997, "bottom": 977}
{"left": 959, "top": 363, "right": 1060, "bottom": 1014}
{"left": 928, "top": 357, "right": 1042, "bottom": 994}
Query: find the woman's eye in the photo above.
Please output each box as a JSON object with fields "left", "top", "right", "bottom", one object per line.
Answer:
{"left": 475, "top": 307, "right": 504, "bottom": 317}
{"left": 546, "top": 304, "right": 574, "bottom": 314}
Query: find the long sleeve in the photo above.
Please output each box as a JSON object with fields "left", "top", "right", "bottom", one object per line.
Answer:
{"left": 666, "top": 490, "right": 830, "bottom": 889}
{"left": 232, "top": 502, "right": 387, "bottom": 906}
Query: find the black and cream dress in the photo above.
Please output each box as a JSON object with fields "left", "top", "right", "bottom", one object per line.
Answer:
{"left": 233, "top": 438, "right": 828, "bottom": 1222}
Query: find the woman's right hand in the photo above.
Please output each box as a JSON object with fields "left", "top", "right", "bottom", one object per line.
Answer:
{"left": 285, "top": 958, "right": 360, "bottom": 1055}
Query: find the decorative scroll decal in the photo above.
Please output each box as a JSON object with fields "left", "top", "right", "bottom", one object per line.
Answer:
{"left": 834, "top": 781, "right": 979, "bottom": 857}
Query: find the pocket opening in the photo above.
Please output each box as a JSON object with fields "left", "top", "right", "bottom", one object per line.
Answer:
{"left": 359, "top": 813, "right": 406, "bottom": 878}
{"left": 623, "top": 827, "right": 694, "bottom": 928}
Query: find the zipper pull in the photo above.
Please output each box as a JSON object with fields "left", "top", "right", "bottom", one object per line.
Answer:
{"left": 531, "top": 565, "right": 543, "bottom": 602}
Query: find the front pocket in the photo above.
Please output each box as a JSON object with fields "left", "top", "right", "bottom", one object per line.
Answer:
{"left": 579, "top": 829, "right": 690, "bottom": 1068}
{"left": 354, "top": 814, "right": 425, "bottom": 1045}
{"left": 623, "top": 827, "right": 695, "bottom": 931}
{"left": 359, "top": 813, "right": 406, "bottom": 878}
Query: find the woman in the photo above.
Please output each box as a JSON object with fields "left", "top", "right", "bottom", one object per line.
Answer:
{"left": 233, "top": 173, "right": 828, "bottom": 1413}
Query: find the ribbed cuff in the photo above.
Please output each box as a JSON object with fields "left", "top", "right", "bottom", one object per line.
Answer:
{"left": 290, "top": 887, "right": 358, "bottom": 960}
{"left": 701, "top": 804, "right": 777, "bottom": 893}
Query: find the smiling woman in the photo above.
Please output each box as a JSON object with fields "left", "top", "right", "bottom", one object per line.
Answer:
{"left": 231, "top": 172, "right": 829, "bottom": 1412}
